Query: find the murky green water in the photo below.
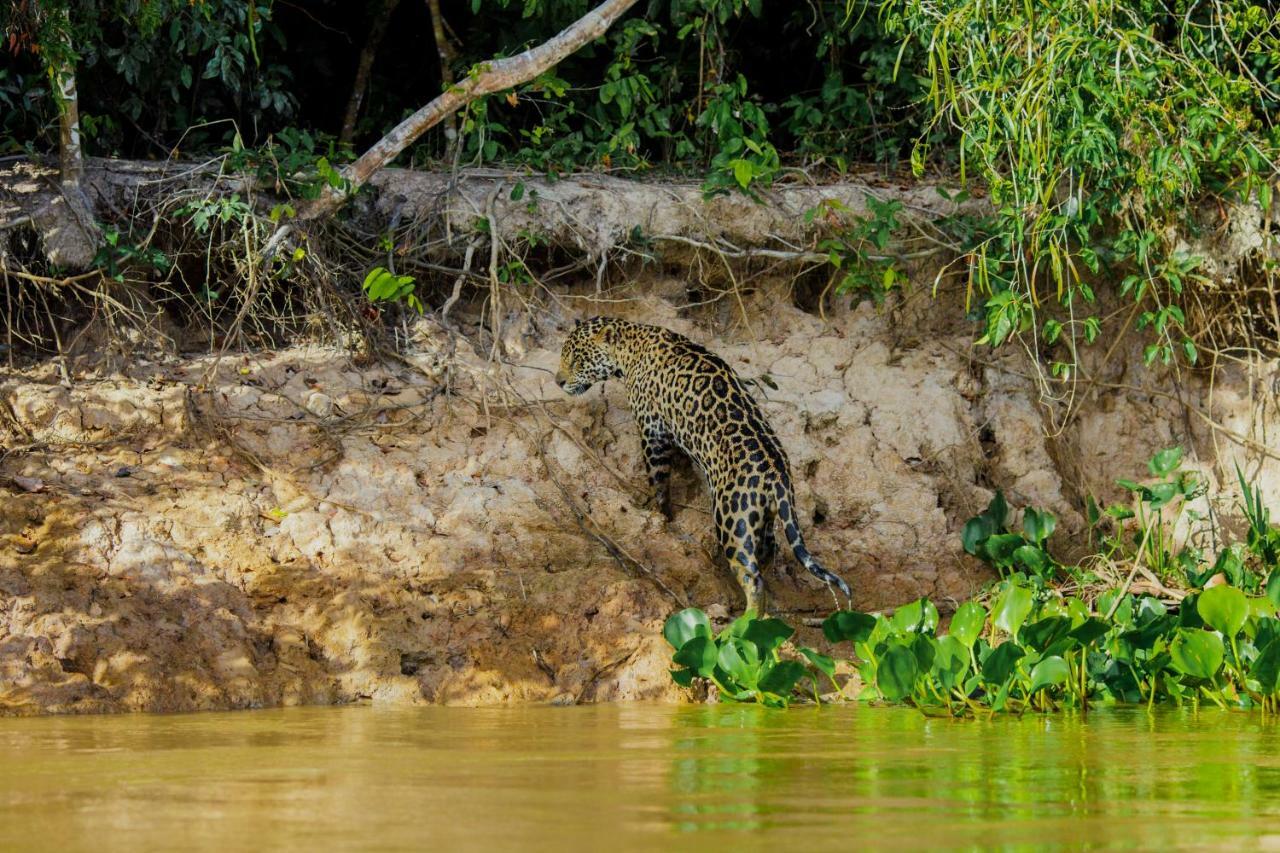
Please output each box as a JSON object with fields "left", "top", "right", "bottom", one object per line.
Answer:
{"left": 2, "top": 704, "right": 1279, "bottom": 851}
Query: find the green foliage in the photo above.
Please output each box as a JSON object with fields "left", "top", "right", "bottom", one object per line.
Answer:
{"left": 667, "top": 576, "right": 1280, "bottom": 713}
{"left": 665, "top": 449, "right": 1280, "bottom": 714}
{"left": 808, "top": 195, "right": 907, "bottom": 305}
{"left": 362, "top": 267, "right": 423, "bottom": 314}
{"left": 91, "top": 227, "right": 171, "bottom": 281}
{"left": 961, "top": 491, "right": 1059, "bottom": 582}
{"left": 882, "top": 0, "right": 1280, "bottom": 362}
{"left": 665, "top": 608, "right": 836, "bottom": 708}
{"left": 3, "top": 0, "right": 295, "bottom": 155}
{"left": 1238, "top": 463, "right": 1280, "bottom": 573}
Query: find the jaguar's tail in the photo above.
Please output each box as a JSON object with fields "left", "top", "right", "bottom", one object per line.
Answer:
{"left": 773, "top": 478, "right": 851, "bottom": 599}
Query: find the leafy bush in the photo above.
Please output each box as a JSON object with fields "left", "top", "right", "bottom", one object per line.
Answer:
{"left": 882, "top": 0, "right": 1280, "bottom": 362}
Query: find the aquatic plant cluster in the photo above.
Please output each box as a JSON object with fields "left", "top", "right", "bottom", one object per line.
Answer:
{"left": 665, "top": 450, "right": 1280, "bottom": 713}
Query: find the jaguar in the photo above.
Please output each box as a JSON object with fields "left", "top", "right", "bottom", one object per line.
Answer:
{"left": 555, "top": 316, "right": 851, "bottom": 614}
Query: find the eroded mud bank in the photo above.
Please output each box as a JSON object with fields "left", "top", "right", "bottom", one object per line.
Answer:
{"left": 2, "top": 274, "right": 1277, "bottom": 714}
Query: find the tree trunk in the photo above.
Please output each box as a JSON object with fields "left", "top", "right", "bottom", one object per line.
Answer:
{"left": 425, "top": 0, "right": 458, "bottom": 159}
{"left": 297, "top": 0, "right": 641, "bottom": 223}
{"left": 339, "top": 0, "right": 402, "bottom": 148}
{"left": 40, "top": 24, "right": 101, "bottom": 270}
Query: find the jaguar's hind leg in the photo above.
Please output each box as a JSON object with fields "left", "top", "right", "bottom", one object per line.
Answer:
{"left": 758, "top": 508, "right": 777, "bottom": 571}
{"left": 716, "top": 498, "right": 765, "bottom": 615}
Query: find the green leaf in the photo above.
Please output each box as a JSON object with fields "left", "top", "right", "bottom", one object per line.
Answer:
{"left": 1266, "top": 572, "right": 1280, "bottom": 609}
{"left": 1251, "top": 639, "right": 1280, "bottom": 694}
{"left": 672, "top": 636, "right": 717, "bottom": 677}
{"left": 1013, "top": 545, "right": 1049, "bottom": 576}
{"left": 991, "top": 583, "right": 1033, "bottom": 637}
{"left": 1197, "top": 584, "right": 1248, "bottom": 637}
{"left": 981, "top": 641, "right": 1025, "bottom": 685}
{"left": 1067, "top": 618, "right": 1110, "bottom": 647}
{"left": 743, "top": 618, "right": 794, "bottom": 654}
{"left": 758, "top": 660, "right": 808, "bottom": 697}
{"left": 984, "top": 534, "right": 1027, "bottom": 566}
{"left": 664, "top": 608, "right": 712, "bottom": 650}
{"left": 948, "top": 601, "right": 987, "bottom": 648}
{"left": 670, "top": 668, "right": 695, "bottom": 687}
{"left": 822, "top": 610, "right": 877, "bottom": 644}
{"left": 1028, "top": 655, "right": 1070, "bottom": 693}
{"left": 1021, "top": 616, "right": 1071, "bottom": 653}
{"left": 962, "top": 516, "right": 996, "bottom": 555}
{"left": 798, "top": 647, "right": 836, "bottom": 679}
{"left": 717, "top": 638, "right": 761, "bottom": 687}
{"left": 1169, "top": 629, "right": 1224, "bottom": 680}
{"left": 1021, "top": 508, "right": 1057, "bottom": 544}
{"left": 1148, "top": 447, "right": 1184, "bottom": 477}
{"left": 932, "top": 635, "right": 970, "bottom": 689}
{"left": 891, "top": 598, "right": 938, "bottom": 634}
{"left": 876, "top": 644, "right": 919, "bottom": 701}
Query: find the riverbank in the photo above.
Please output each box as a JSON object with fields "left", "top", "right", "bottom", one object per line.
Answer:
{"left": 3, "top": 266, "right": 1277, "bottom": 714}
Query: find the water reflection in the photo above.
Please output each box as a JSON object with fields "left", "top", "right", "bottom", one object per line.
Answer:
{"left": 3, "top": 704, "right": 1280, "bottom": 850}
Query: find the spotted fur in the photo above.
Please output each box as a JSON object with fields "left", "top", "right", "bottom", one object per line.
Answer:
{"left": 556, "top": 317, "right": 851, "bottom": 613}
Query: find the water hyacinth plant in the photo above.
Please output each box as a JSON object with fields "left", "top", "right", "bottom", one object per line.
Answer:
{"left": 665, "top": 449, "right": 1280, "bottom": 714}
{"left": 665, "top": 579, "right": 1280, "bottom": 714}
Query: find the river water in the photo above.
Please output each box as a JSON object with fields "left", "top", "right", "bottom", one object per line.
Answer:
{"left": 2, "top": 704, "right": 1278, "bottom": 850}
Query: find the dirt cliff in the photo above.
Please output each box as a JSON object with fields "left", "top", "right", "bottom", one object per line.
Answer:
{"left": 1, "top": 273, "right": 1277, "bottom": 714}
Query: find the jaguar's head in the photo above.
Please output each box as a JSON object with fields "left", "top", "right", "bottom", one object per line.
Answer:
{"left": 556, "top": 317, "right": 620, "bottom": 396}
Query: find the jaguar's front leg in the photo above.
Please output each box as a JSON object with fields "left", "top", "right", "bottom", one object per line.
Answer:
{"left": 639, "top": 416, "right": 676, "bottom": 520}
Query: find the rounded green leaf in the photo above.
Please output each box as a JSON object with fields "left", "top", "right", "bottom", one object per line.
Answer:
{"left": 758, "top": 660, "right": 808, "bottom": 697}
{"left": 1067, "top": 617, "right": 1109, "bottom": 647}
{"left": 1021, "top": 507, "right": 1057, "bottom": 545}
{"left": 980, "top": 641, "right": 1025, "bottom": 685}
{"left": 1266, "top": 571, "right": 1280, "bottom": 609}
{"left": 743, "top": 618, "right": 794, "bottom": 654}
{"left": 672, "top": 635, "right": 717, "bottom": 677}
{"left": 890, "top": 598, "right": 923, "bottom": 634}
{"left": 798, "top": 647, "right": 836, "bottom": 678}
{"left": 932, "top": 636, "right": 969, "bottom": 690}
{"left": 992, "top": 582, "right": 1033, "bottom": 637}
{"left": 948, "top": 601, "right": 987, "bottom": 648}
{"left": 1197, "top": 585, "right": 1248, "bottom": 637}
{"left": 717, "top": 638, "right": 760, "bottom": 686}
{"left": 1148, "top": 446, "right": 1183, "bottom": 477}
{"left": 1169, "top": 629, "right": 1225, "bottom": 680}
{"left": 962, "top": 517, "right": 995, "bottom": 555}
{"left": 910, "top": 634, "right": 937, "bottom": 672}
{"left": 876, "top": 644, "right": 919, "bottom": 701}
{"left": 1251, "top": 639, "right": 1280, "bottom": 694}
{"left": 1021, "top": 615, "right": 1071, "bottom": 653}
{"left": 821, "top": 610, "right": 877, "bottom": 644}
{"left": 984, "top": 533, "right": 1027, "bottom": 566}
{"left": 664, "top": 608, "right": 712, "bottom": 650}
{"left": 891, "top": 598, "right": 939, "bottom": 634}
{"left": 1028, "top": 655, "right": 1070, "bottom": 693}
{"left": 1013, "top": 545, "right": 1050, "bottom": 576}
